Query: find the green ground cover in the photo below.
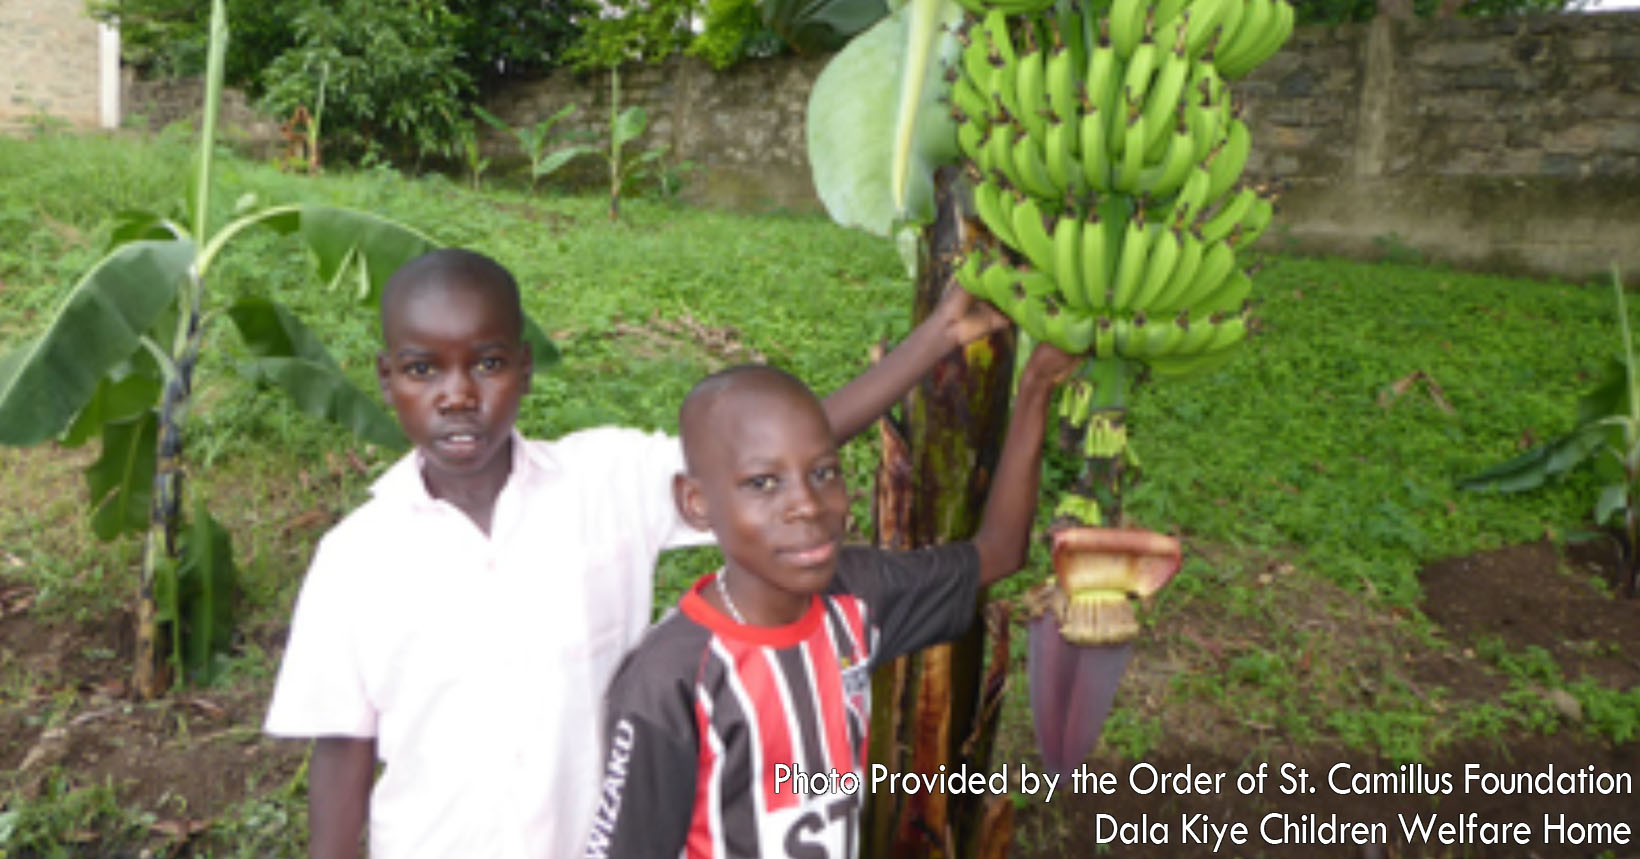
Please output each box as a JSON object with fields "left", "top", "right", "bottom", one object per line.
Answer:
{"left": 0, "top": 132, "right": 1632, "bottom": 855}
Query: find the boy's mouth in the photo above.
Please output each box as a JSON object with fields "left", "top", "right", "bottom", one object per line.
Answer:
{"left": 782, "top": 541, "right": 837, "bottom": 568}
{"left": 434, "top": 431, "right": 483, "bottom": 457}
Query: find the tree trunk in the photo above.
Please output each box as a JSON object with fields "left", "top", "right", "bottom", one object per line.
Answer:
{"left": 863, "top": 166, "right": 1018, "bottom": 858}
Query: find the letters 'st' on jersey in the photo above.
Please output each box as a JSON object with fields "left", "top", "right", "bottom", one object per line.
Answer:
{"left": 586, "top": 543, "right": 980, "bottom": 859}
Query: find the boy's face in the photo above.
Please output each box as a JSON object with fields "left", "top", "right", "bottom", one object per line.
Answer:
{"left": 678, "top": 385, "right": 848, "bottom": 612}
{"left": 376, "top": 280, "right": 531, "bottom": 492}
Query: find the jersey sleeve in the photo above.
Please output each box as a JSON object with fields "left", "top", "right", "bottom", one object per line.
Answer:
{"left": 835, "top": 543, "right": 983, "bottom": 664}
{"left": 583, "top": 621, "right": 706, "bottom": 859}
{"left": 263, "top": 530, "right": 376, "bottom": 738}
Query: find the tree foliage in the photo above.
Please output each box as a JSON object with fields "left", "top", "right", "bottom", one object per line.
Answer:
{"left": 1291, "top": 0, "right": 1574, "bottom": 24}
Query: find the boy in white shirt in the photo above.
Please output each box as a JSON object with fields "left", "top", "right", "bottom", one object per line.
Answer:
{"left": 264, "top": 247, "right": 1005, "bottom": 858}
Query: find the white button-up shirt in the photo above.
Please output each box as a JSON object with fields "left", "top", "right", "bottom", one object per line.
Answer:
{"left": 265, "top": 427, "right": 710, "bottom": 858}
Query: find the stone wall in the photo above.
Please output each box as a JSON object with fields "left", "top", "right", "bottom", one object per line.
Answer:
{"left": 123, "top": 77, "right": 281, "bottom": 156}
{"left": 1238, "top": 12, "right": 1640, "bottom": 278}
{"left": 0, "top": 0, "right": 100, "bottom": 130}
{"left": 487, "top": 11, "right": 1640, "bottom": 279}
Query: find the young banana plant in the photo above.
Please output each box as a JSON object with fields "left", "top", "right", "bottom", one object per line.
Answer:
{"left": 0, "top": 0, "right": 556, "bottom": 698}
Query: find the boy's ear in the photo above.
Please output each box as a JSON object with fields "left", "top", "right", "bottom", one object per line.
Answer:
{"left": 673, "top": 473, "right": 711, "bottom": 531}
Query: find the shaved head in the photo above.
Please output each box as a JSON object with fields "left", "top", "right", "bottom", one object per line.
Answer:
{"left": 678, "top": 365, "right": 826, "bottom": 474}
{"left": 380, "top": 248, "right": 523, "bottom": 343}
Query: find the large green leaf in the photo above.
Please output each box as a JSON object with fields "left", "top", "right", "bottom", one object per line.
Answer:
{"left": 228, "top": 297, "right": 407, "bottom": 450}
{"left": 806, "top": 0, "right": 963, "bottom": 236}
{"left": 1457, "top": 423, "right": 1609, "bottom": 493}
{"left": 0, "top": 239, "right": 195, "bottom": 446}
{"left": 259, "top": 204, "right": 440, "bottom": 307}
{"left": 164, "top": 503, "right": 239, "bottom": 685}
{"left": 613, "top": 106, "right": 648, "bottom": 150}
{"left": 85, "top": 410, "right": 159, "bottom": 541}
{"left": 762, "top": 0, "right": 890, "bottom": 54}
{"left": 61, "top": 356, "right": 164, "bottom": 448}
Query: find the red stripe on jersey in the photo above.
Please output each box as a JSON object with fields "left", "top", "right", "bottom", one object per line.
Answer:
{"left": 724, "top": 636, "right": 800, "bottom": 813}
{"left": 806, "top": 617, "right": 856, "bottom": 776}
{"left": 688, "top": 695, "right": 720, "bottom": 859}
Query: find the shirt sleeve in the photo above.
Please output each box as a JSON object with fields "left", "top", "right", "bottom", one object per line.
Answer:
{"left": 834, "top": 543, "right": 983, "bottom": 664}
{"left": 583, "top": 637, "right": 701, "bottom": 859}
{"left": 263, "top": 531, "right": 376, "bottom": 738}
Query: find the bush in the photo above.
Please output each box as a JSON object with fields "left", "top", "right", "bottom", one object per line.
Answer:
{"left": 259, "top": 0, "right": 472, "bottom": 165}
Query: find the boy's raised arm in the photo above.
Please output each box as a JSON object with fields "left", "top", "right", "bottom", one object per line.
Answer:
{"left": 308, "top": 737, "right": 375, "bottom": 859}
{"left": 822, "top": 288, "right": 1006, "bottom": 444}
{"left": 971, "top": 343, "right": 1082, "bottom": 586}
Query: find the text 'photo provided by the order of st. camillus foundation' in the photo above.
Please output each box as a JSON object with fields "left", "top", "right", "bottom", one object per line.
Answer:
{"left": 772, "top": 758, "right": 1635, "bottom": 853}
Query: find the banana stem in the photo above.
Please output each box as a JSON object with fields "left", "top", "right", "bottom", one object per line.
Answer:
{"left": 1075, "top": 356, "right": 1139, "bottom": 526}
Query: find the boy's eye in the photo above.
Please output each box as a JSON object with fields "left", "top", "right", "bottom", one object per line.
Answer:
{"left": 812, "top": 464, "right": 842, "bottom": 484}
{"left": 404, "top": 361, "right": 433, "bottom": 378}
{"left": 745, "top": 475, "right": 778, "bottom": 492}
{"left": 477, "top": 356, "right": 504, "bottom": 372}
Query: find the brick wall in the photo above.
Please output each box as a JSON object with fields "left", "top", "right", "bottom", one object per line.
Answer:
{"left": 0, "top": 0, "right": 101, "bottom": 131}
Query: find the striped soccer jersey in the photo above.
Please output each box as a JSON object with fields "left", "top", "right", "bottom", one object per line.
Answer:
{"left": 585, "top": 542, "right": 980, "bottom": 859}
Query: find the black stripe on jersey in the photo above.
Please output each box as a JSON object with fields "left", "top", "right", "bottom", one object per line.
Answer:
{"left": 773, "top": 644, "right": 827, "bottom": 785}
{"left": 818, "top": 600, "right": 868, "bottom": 757}
{"left": 702, "top": 642, "right": 759, "bottom": 856}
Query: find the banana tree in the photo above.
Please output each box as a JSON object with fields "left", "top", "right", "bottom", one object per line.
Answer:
{"left": 0, "top": 0, "right": 555, "bottom": 699}
{"left": 807, "top": 0, "right": 1289, "bottom": 850}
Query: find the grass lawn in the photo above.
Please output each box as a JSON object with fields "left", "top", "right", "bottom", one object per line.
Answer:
{"left": 1, "top": 132, "right": 1635, "bottom": 856}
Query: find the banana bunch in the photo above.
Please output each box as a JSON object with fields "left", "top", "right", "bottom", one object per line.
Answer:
{"left": 948, "top": 0, "right": 1290, "bottom": 374}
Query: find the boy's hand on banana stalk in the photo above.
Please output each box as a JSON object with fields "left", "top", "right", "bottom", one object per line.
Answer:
{"left": 933, "top": 282, "right": 1011, "bottom": 347}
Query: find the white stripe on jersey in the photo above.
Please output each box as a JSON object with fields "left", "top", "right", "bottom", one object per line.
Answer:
{"left": 710, "top": 636, "right": 767, "bottom": 855}
{"left": 697, "top": 687, "right": 726, "bottom": 859}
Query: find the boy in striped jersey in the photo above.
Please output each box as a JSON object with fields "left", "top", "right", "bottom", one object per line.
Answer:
{"left": 585, "top": 343, "right": 1078, "bottom": 858}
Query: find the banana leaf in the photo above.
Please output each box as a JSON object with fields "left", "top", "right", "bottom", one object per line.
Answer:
{"left": 806, "top": 0, "right": 962, "bottom": 236}
{"left": 762, "top": 0, "right": 890, "bottom": 54}
{"left": 86, "top": 410, "right": 160, "bottom": 541}
{"left": 614, "top": 106, "right": 648, "bottom": 149}
{"left": 155, "top": 503, "right": 239, "bottom": 685}
{"left": 60, "top": 357, "right": 164, "bottom": 449}
{"left": 257, "top": 204, "right": 440, "bottom": 306}
{"left": 229, "top": 297, "right": 408, "bottom": 450}
{"left": 0, "top": 239, "right": 195, "bottom": 446}
{"left": 1456, "top": 422, "right": 1609, "bottom": 493}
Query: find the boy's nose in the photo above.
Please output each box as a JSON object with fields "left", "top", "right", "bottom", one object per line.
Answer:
{"left": 784, "top": 481, "right": 821, "bottom": 520}
{"left": 437, "top": 372, "right": 479, "bottom": 412}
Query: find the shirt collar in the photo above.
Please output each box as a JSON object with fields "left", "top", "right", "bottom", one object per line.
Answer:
{"left": 370, "top": 429, "right": 558, "bottom": 511}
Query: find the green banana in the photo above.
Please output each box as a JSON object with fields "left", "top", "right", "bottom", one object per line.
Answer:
{"left": 1183, "top": 0, "right": 1230, "bottom": 59}
{"left": 1206, "top": 0, "right": 1244, "bottom": 61}
{"left": 950, "top": 75, "right": 993, "bottom": 128}
{"left": 1011, "top": 128, "right": 1060, "bottom": 199}
{"left": 984, "top": 11, "right": 1023, "bottom": 121}
{"left": 957, "top": 118, "right": 987, "bottom": 165}
{"left": 1015, "top": 47, "right": 1050, "bottom": 141}
{"left": 1093, "top": 316, "right": 1118, "bottom": 357}
{"left": 1139, "top": 42, "right": 1190, "bottom": 155}
{"left": 1199, "top": 185, "right": 1257, "bottom": 243}
{"left": 1078, "top": 105, "right": 1112, "bottom": 191}
{"left": 1053, "top": 214, "right": 1086, "bottom": 310}
{"left": 1233, "top": 0, "right": 1294, "bottom": 78}
{"left": 1217, "top": 0, "right": 1272, "bottom": 77}
{"left": 972, "top": 179, "right": 1019, "bottom": 247}
{"left": 962, "top": 20, "right": 1000, "bottom": 101}
{"left": 1017, "top": 293, "right": 1056, "bottom": 343}
{"left": 1059, "top": 309, "right": 1097, "bottom": 352}
{"left": 1168, "top": 165, "right": 1211, "bottom": 229}
{"left": 1171, "top": 237, "right": 1235, "bottom": 311}
{"left": 1232, "top": 194, "right": 1274, "bottom": 247}
{"left": 1110, "top": 216, "right": 1153, "bottom": 311}
{"left": 1108, "top": 0, "right": 1148, "bottom": 59}
{"left": 1155, "top": 0, "right": 1192, "bottom": 29}
{"left": 1148, "top": 227, "right": 1204, "bottom": 312}
{"left": 1205, "top": 117, "right": 1250, "bottom": 203}
{"left": 979, "top": 120, "right": 1014, "bottom": 183}
{"left": 1078, "top": 210, "right": 1109, "bottom": 310}
{"left": 1045, "top": 44, "right": 1078, "bottom": 125}
{"left": 1112, "top": 113, "right": 1148, "bottom": 192}
{"left": 1139, "top": 312, "right": 1186, "bottom": 357}
{"left": 1011, "top": 195, "right": 1057, "bottom": 275}
{"left": 1197, "top": 310, "right": 1249, "bottom": 353}
{"left": 1137, "top": 119, "right": 1195, "bottom": 197}
{"left": 1170, "top": 310, "right": 1218, "bottom": 355}
{"left": 1192, "top": 267, "right": 1252, "bottom": 315}
{"left": 1083, "top": 40, "right": 1120, "bottom": 122}
{"left": 1044, "top": 119, "right": 1081, "bottom": 198}
{"left": 1120, "top": 42, "right": 1160, "bottom": 125}
{"left": 1147, "top": 342, "right": 1243, "bottom": 377}
{"left": 1128, "top": 225, "right": 1181, "bottom": 311}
